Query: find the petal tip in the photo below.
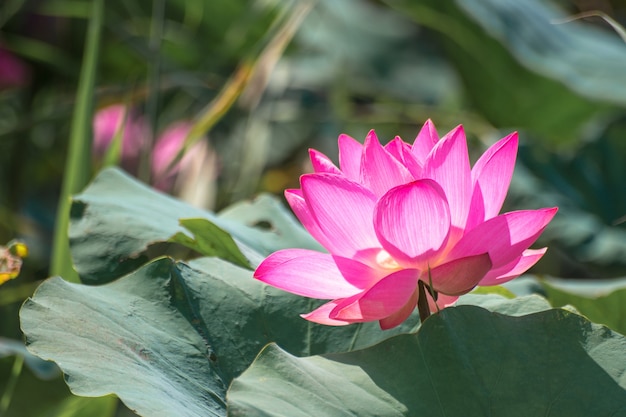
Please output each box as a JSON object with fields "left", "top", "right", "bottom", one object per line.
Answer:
{"left": 544, "top": 207, "right": 559, "bottom": 225}
{"left": 365, "top": 129, "right": 380, "bottom": 144}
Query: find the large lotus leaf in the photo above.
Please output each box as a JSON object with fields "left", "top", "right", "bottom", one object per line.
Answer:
{"left": 69, "top": 168, "right": 319, "bottom": 284}
{"left": 21, "top": 260, "right": 227, "bottom": 417}
{"left": 542, "top": 277, "right": 626, "bottom": 336}
{"left": 228, "top": 306, "right": 626, "bottom": 417}
{"left": 456, "top": 292, "right": 550, "bottom": 315}
{"left": 20, "top": 256, "right": 420, "bottom": 417}
{"left": 385, "top": 0, "right": 626, "bottom": 142}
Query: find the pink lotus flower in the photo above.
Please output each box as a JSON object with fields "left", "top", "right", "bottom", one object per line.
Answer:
{"left": 254, "top": 120, "right": 557, "bottom": 329}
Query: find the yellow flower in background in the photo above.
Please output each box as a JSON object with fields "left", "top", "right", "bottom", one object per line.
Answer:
{"left": 0, "top": 240, "right": 28, "bottom": 285}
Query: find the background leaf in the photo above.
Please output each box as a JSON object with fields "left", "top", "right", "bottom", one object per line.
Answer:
{"left": 39, "top": 396, "right": 118, "bottom": 417}
{"left": 0, "top": 350, "right": 116, "bottom": 417}
{"left": 217, "top": 193, "right": 324, "bottom": 254}
{"left": 69, "top": 168, "right": 318, "bottom": 284}
{"left": 228, "top": 305, "right": 626, "bottom": 417}
{"left": 69, "top": 168, "right": 219, "bottom": 284}
{"left": 0, "top": 338, "right": 58, "bottom": 380}
{"left": 542, "top": 277, "right": 626, "bottom": 336}
{"left": 386, "top": 0, "right": 626, "bottom": 142}
{"left": 169, "top": 218, "right": 252, "bottom": 270}
{"left": 510, "top": 137, "right": 626, "bottom": 278}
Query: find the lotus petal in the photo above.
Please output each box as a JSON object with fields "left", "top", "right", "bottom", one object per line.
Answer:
{"left": 411, "top": 119, "right": 439, "bottom": 164}
{"left": 338, "top": 133, "right": 362, "bottom": 182}
{"left": 378, "top": 290, "right": 418, "bottom": 330}
{"left": 331, "top": 269, "right": 419, "bottom": 322}
{"left": 466, "top": 133, "right": 518, "bottom": 230}
{"left": 374, "top": 180, "right": 451, "bottom": 268}
{"left": 449, "top": 208, "right": 557, "bottom": 269}
{"left": 300, "top": 300, "right": 352, "bottom": 326}
{"left": 479, "top": 248, "right": 547, "bottom": 285}
{"left": 285, "top": 188, "right": 336, "bottom": 253}
{"left": 385, "top": 136, "right": 422, "bottom": 178}
{"left": 428, "top": 253, "right": 492, "bottom": 295}
{"left": 254, "top": 249, "right": 385, "bottom": 299}
{"left": 309, "top": 149, "right": 341, "bottom": 175}
{"left": 360, "top": 130, "right": 414, "bottom": 198}
{"left": 426, "top": 291, "right": 459, "bottom": 314}
{"left": 423, "top": 125, "right": 472, "bottom": 244}
{"left": 301, "top": 174, "right": 380, "bottom": 258}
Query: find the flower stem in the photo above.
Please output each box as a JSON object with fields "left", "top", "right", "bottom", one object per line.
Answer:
{"left": 427, "top": 265, "right": 440, "bottom": 314}
{"left": 138, "top": 0, "right": 165, "bottom": 184}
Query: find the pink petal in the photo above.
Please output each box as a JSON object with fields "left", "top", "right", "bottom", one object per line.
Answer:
{"left": 331, "top": 269, "right": 419, "bottom": 321}
{"left": 338, "top": 133, "right": 363, "bottom": 182}
{"left": 466, "top": 133, "right": 518, "bottom": 230}
{"left": 427, "top": 253, "right": 492, "bottom": 295}
{"left": 360, "top": 130, "right": 414, "bottom": 198}
{"left": 254, "top": 249, "right": 381, "bottom": 299}
{"left": 465, "top": 186, "right": 486, "bottom": 234}
{"left": 374, "top": 179, "right": 451, "bottom": 268}
{"left": 423, "top": 125, "right": 472, "bottom": 244}
{"left": 448, "top": 208, "right": 557, "bottom": 269}
{"left": 301, "top": 174, "right": 380, "bottom": 258}
{"left": 254, "top": 248, "right": 313, "bottom": 272}
{"left": 301, "top": 300, "right": 352, "bottom": 326}
{"left": 309, "top": 149, "right": 341, "bottom": 175}
{"left": 378, "top": 290, "right": 418, "bottom": 330}
{"left": 426, "top": 291, "right": 459, "bottom": 313}
{"left": 479, "top": 248, "right": 547, "bottom": 286}
{"left": 285, "top": 188, "right": 335, "bottom": 252}
{"left": 385, "top": 136, "right": 423, "bottom": 178}
{"left": 412, "top": 119, "right": 440, "bottom": 164}
{"left": 384, "top": 136, "right": 408, "bottom": 162}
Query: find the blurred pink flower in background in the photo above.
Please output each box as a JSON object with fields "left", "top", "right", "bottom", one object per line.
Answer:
{"left": 0, "top": 45, "right": 30, "bottom": 90}
{"left": 151, "top": 121, "right": 217, "bottom": 207}
{"left": 92, "top": 104, "right": 149, "bottom": 173}
{"left": 152, "top": 121, "right": 193, "bottom": 190}
{"left": 254, "top": 120, "right": 557, "bottom": 329}
{"left": 92, "top": 105, "right": 217, "bottom": 208}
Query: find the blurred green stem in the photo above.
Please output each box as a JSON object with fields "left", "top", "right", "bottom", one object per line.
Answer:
{"left": 163, "top": 0, "right": 315, "bottom": 178}
{"left": 138, "top": 0, "right": 165, "bottom": 183}
{"left": 50, "top": 0, "right": 104, "bottom": 281}
{"left": 0, "top": 355, "right": 24, "bottom": 416}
